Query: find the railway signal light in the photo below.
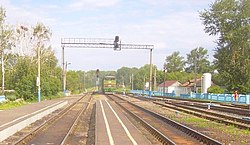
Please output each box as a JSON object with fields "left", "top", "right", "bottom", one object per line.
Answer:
{"left": 96, "top": 69, "right": 100, "bottom": 78}
{"left": 114, "top": 36, "right": 119, "bottom": 42}
{"left": 114, "top": 36, "right": 121, "bottom": 51}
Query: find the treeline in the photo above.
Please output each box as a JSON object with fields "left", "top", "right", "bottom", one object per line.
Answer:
{"left": 66, "top": 65, "right": 198, "bottom": 93}
{"left": 200, "top": 0, "right": 250, "bottom": 93}
{"left": 0, "top": 7, "right": 61, "bottom": 100}
{"left": 1, "top": 0, "right": 249, "bottom": 101}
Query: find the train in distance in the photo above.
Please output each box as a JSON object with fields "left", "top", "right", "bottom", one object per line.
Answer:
{"left": 102, "top": 76, "right": 116, "bottom": 94}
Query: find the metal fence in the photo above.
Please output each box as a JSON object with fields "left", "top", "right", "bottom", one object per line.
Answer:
{"left": 0, "top": 95, "right": 6, "bottom": 103}
{"left": 130, "top": 90, "right": 250, "bottom": 104}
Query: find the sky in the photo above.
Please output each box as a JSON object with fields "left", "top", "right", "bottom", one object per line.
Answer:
{"left": 0, "top": 0, "right": 217, "bottom": 71}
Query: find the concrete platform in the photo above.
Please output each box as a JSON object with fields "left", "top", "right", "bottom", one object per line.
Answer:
{"left": 95, "top": 99, "right": 151, "bottom": 145}
{"left": 0, "top": 96, "right": 80, "bottom": 142}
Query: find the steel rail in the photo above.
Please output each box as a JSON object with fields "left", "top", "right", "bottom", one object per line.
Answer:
{"left": 191, "top": 103, "right": 250, "bottom": 117}
{"left": 165, "top": 101, "right": 250, "bottom": 125}
{"left": 154, "top": 101, "right": 250, "bottom": 130}
{"left": 109, "top": 94, "right": 223, "bottom": 145}
{"left": 13, "top": 94, "right": 88, "bottom": 145}
{"left": 128, "top": 94, "right": 250, "bottom": 130}
{"left": 106, "top": 95, "right": 176, "bottom": 145}
{"left": 128, "top": 94, "right": 250, "bottom": 117}
{"left": 60, "top": 94, "right": 92, "bottom": 145}
{"left": 131, "top": 93, "right": 250, "bottom": 111}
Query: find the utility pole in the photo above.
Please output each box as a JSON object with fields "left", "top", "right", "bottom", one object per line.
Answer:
{"left": 154, "top": 67, "right": 157, "bottom": 91}
{"left": 163, "top": 69, "right": 166, "bottom": 96}
{"left": 1, "top": 52, "right": 4, "bottom": 94}
{"left": 1, "top": 22, "right": 4, "bottom": 94}
{"left": 194, "top": 55, "right": 197, "bottom": 93}
{"left": 131, "top": 74, "right": 134, "bottom": 90}
{"left": 143, "top": 75, "right": 146, "bottom": 94}
{"left": 33, "top": 24, "right": 49, "bottom": 102}
{"left": 149, "top": 49, "right": 153, "bottom": 96}
{"left": 62, "top": 46, "right": 65, "bottom": 93}
{"left": 37, "top": 43, "right": 41, "bottom": 102}
{"left": 64, "top": 61, "right": 71, "bottom": 94}
{"left": 96, "top": 69, "right": 100, "bottom": 92}
{"left": 83, "top": 72, "right": 85, "bottom": 91}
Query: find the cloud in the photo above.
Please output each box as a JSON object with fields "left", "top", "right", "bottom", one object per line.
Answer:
{"left": 0, "top": 0, "right": 218, "bottom": 71}
{"left": 141, "top": 0, "right": 213, "bottom": 7}
{"left": 1, "top": 0, "right": 57, "bottom": 26}
{"left": 119, "top": 10, "right": 216, "bottom": 49}
{"left": 69, "top": 0, "right": 119, "bottom": 10}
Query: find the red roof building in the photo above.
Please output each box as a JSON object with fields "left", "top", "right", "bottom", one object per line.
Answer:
{"left": 158, "top": 80, "right": 180, "bottom": 87}
{"left": 180, "top": 79, "right": 202, "bottom": 94}
{"left": 157, "top": 80, "right": 181, "bottom": 95}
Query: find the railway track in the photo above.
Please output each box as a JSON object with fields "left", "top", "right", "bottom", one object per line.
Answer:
{"left": 133, "top": 94, "right": 250, "bottom": 110}
{"left": 186, "top": 102, "right": 250, "bottom": 117}
{"left": 129, "top": 93, "right": 250, "bottom": 113}
{"left": 107, "top": 94, "right": 223, "bottom": 145}
{"left": 129, "top": 94, "right": 250, "bottom": 117}
{"left": 13, "top": 93, "right": 92, "bottom": 145}
{"left": 128, "top": 94, "right": 250, "bottom": 130}
{"left": 154, "top": 101, "right": 250, "bottom": 130}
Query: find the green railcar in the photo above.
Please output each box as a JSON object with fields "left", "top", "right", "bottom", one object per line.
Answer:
{"left": 102, "top": 76, "right": 116, "bottom": 94}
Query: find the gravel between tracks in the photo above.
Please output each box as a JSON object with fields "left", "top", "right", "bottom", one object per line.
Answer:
{"left": 64, "top": 94, "right": 93, "bottom": 145}
{"left": 121, "top": 95, "right": 250, "bottom": 145}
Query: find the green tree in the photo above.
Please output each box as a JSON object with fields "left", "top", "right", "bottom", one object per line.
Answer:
{"left": 0, "top": 7, "right": 12, "bottom": 52}
{"left": 116, "top": 67, "right": 138, "bottom": 87}
{"left": 185, "top": 47, "right": 211, "bottom": 73}
{"left": 66, "top": 70, "right": 80, "bottom": 93}
{"left": 164, "top": 51, "right": 185, "bottom": 72}
{"left": 0, "top": 7, "right": 13, "bottom": 94}
{"left": 6, "top": 51, "right": 61, "bottom": 100}
{"left": 0, "top": 7, "right": 62, "bottom": 100}
{"left": 133, "top": 64, "right": 157, "bottom": 90}
{"left": 167, "top": 72, "right": 199, "bottom": 83}
{"left": 40, "top": 47, "right": 61, "bottom": 97}
{"left": 9, "top": 57, "right": 37, "bottom": 100}
{"left": 200, "top": 0, "right": 250, "bottom": 93}
{"left": 10, "top": 23, "right": 61, "bottom": 100}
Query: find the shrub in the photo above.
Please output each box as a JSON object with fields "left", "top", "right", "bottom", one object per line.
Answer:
{"left": 207, "top": 85, "right": 224, "bottom": 94}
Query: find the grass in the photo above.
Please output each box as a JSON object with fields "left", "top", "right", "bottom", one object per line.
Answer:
{"left": 0, "top": 92, "right": 67, "bottom": 110}
{"left": 0, "top": 100, "right": 28, "bottom": 110}
{"left": 222, "top": 124, "right": 250, "bottom": 136}
{"left": 173, "top": 115, "right": 211, "bottom": 128}
{"left": 169, "top": 111, "right": 250, "bottom": 144}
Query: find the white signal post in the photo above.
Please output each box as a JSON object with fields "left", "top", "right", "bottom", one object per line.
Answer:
{"left": 63, "top": 61, "right": 71, "bottom": 95}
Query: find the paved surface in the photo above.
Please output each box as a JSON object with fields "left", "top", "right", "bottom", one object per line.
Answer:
{"left": 96, "top": 98, "right": 151, "bottom": 145}
{"left": 0, "top": 96, "right": 79, "bottom": 132}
